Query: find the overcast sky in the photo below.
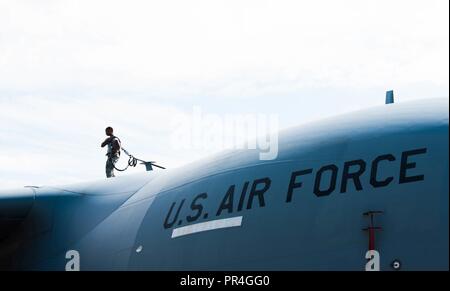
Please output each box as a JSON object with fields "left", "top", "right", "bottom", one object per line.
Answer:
{"left": 0, "top": 0, "right": 448, "bottom": 189}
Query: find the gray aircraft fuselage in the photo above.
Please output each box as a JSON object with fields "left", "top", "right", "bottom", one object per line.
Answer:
{"left": 0, "top": 98, "right": 448, "bottom": 270}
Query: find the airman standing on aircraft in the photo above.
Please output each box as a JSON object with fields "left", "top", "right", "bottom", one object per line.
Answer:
{"left": 101, "top": 127, "right": 121, "bottom": 178}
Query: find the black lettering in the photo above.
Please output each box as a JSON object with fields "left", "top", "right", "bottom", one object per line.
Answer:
{"left": 286, "top": 169, "right": 313, "bottom": 203}
{"left": 187, "top": 193, "right": 207, "bottom": 222}
{"left": 237, "top": 181, "right": 249, "bottom": 212}
{"left": 370, "top": 154, "right": 396, "bottom": 187}
{"left": 216, "top": 185, "right": 235, "bottom": 216}
{"left": 163, "top": 199, "right": 185, "bottom": 229}
{"left": 400, "top": 148, "right": 427, "bottom": 183}
{"left": 314, "top": 165, "right": 338, "bottom": 197}
{"left": 340, "top": 159, "right": 366, "bottom": 193}
{"left": 247, "top": 177, "right": 271, "bottom": 209}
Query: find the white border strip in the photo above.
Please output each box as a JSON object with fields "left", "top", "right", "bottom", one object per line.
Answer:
{"left": 171, "top": 216, "right": 243, "bottom": 239}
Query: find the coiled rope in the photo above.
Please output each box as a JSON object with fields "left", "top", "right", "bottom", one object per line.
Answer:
{"left": 109, "top": 147, "right": 165, "bottom": 172}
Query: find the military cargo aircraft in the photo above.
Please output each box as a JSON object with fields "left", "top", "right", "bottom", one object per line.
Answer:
{"left": 0, "top": 96, "right": 448, "bottom": 270}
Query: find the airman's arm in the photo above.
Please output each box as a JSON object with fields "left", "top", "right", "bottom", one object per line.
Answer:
{"left": 101, "top": 137, "right": 112, "bottom": 148}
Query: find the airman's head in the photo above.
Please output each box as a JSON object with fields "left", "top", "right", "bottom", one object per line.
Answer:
{"left": 105, "top": 126, "right": 114, "bottom": 136}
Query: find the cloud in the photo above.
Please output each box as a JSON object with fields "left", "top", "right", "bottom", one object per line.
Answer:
{"left": 0, "top": 0, "right": 448, "bottom": 95}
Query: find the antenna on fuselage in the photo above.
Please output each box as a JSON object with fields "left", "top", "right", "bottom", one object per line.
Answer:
{"left": 386, "top": 90, "right": 394, "bottom": 104}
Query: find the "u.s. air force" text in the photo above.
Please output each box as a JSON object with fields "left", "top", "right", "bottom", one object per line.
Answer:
{"left": 163, "top": 148, "right": 427, "bottom": 229}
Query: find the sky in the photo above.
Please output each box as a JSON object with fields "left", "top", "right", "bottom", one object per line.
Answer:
{"left": 0, "top": 0, "right": 448, "bottom": 189}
